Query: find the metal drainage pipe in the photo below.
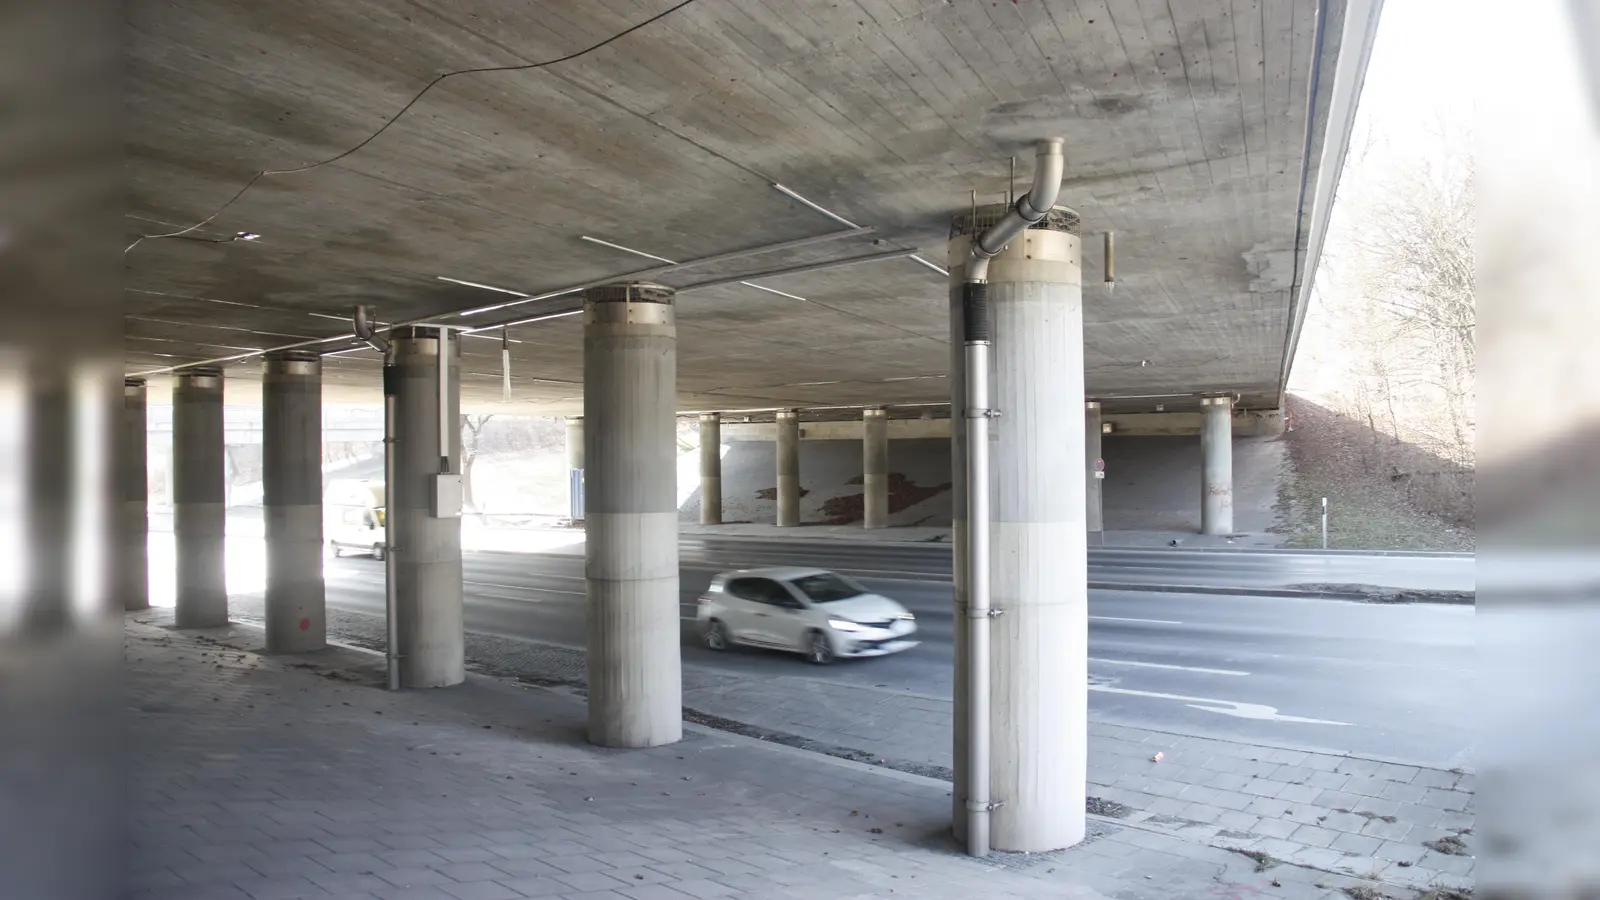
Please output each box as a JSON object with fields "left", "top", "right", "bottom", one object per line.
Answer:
{"left": 354, "top": 306, "right": 401, "bottom": 691}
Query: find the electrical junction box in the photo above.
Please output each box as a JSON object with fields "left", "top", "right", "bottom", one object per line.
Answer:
{"left": 430, "top": 474, "right": 462, "bottom": 519}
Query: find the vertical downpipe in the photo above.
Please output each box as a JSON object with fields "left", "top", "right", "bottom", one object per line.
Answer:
{"left": 382, "top": 347, "right": 401, "bottom": 691}
{"left": 963, "top": 278, "right": 993, "bottom": 858}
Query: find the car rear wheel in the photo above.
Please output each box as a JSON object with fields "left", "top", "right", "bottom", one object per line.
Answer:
{"left": 705, "top": 620, "right": 729, "bottom": 651}
{"left": 371, "top": 543, "right": 386, "bottom": 562}
{"left": 805, "top": 630, "right": 835, "bottom": 665}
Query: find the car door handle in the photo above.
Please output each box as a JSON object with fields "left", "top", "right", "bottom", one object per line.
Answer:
{"left": 753, "top": 612, "right": 769, "bottom": 617}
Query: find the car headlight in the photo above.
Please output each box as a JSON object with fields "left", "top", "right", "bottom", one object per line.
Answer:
{"left": 827, "top": 618, "right": 863, "bottom": 632}
{"left": 894, "top": 612, "right": 914, "bottom": 621}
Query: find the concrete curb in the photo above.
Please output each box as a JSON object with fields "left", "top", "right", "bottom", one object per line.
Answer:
{"left": 1097, "top": 581, "right": 1476, "bottom": 605}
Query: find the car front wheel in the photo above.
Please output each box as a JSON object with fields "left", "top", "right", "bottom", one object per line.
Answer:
{"left": 805, "top": 630, "right": 835, "bottom": 665}
{"left": 371, "top": 543, "right": 386, "bottom": 562}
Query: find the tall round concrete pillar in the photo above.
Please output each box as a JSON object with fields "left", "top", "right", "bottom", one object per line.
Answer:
{"left": 862, "top": 407, "right": 889, "bottom": 529}
{"left": 951, "top": 204, "right": 1088, "bottom": 852}
{"left": 172, "top": 367, "right": 227, "bottom": 628}
{"left": 699, "top": 413, "right": 722, "bottom": 525}
{"left": 583, "top": 282, "right": 682, "bottom": 748}
{"left": 1201, "top": 396, "right": 1234, "bottom": 535}
{"left": 393, "top": 328, "right": 463, "bottom": 687}
{"left": 122, "top": 379, "right": 150, "bottom": 611}
{"left": 1085, "top": 401, "right": 1104, "bottom": 541}
{"left": 262, "top": 351, "right": 325, "bottom": 653}
{"left": 566, "top": 416, "right": 584, "bottom": 523}
{"left": 775, "top": 409, "right": 800, "bottom": 527}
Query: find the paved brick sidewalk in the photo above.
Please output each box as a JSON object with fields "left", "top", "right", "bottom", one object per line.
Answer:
{"left": 138, "top": 598, "right": 1476, "bottom": 897}
{"left": 124, "top": 617, "right": 1456, "bottom": 900}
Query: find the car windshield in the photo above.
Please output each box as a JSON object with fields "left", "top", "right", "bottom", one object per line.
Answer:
{"left": 788, "top": 572, "right": 865, "bottom": 603}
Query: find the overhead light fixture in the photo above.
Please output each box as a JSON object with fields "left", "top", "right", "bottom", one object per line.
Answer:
{"left": 579, "top": 235, "right": 675, "bottom": 264}
{"left": 465, "top": 308, "right": 581, "bottom": 333}
{"left": 234, "top": 232, "right": 261, "bottom": 242}
{"left": 436, "top": 276, "right": 529, "bottom": 299}
{"left": 583, "top": 235, "right": 812, "bottom": 302}
{"left": 741, "top": 282, "right": 806, "bottom": 302}
{"left": 769, "top": 183, "right": 942, "bottom": 278}
{"left": 460, "top": 331, "right": 522, "bottom": 344}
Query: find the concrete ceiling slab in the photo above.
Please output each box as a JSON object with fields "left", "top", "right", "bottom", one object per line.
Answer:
{"left": 126, "top": 0, "right": 1375, "bottom": 415}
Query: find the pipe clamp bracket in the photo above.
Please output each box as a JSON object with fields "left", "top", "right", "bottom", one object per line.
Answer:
{"left": 965, "top": 799, "right": 1005, "bottom": 812}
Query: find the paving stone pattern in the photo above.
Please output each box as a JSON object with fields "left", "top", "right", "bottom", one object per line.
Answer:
{"left": 135, "top": 603, "right": 1475, "bottom": 898}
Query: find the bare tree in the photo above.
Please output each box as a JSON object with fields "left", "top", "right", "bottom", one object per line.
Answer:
{"left": 460, "top": 414, "right": 494, "bottom": 516}
{"left": 1310, "top": 113, "right": 1476, "bottom": 524}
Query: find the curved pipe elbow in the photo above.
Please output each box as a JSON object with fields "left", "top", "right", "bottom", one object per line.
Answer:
{"left": 1017, "top": 138, "right": 1064, "bottom": 220}
{"left": 353, "top": 304, "right": 391, "bottom": 354}
{"left": 966, "top": 138, "right": 1066, "bottom": 281}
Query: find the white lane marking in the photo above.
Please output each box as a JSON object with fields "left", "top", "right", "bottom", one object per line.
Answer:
{"left": 1090, "top": 685, "right": 1351, "bottom": 726}
{"left": 464, "top": 580, "right": 582, "bottom": 597}
{"left": 1090, "top": 657, "right": 1247, "bottom": 676}
{"left": 1091, "top": 616, "right": 1182, "bottom": 625}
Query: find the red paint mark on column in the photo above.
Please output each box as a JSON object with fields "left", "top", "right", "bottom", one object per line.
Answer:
{"left": 299, "top": 618, "right": 310, "bottom": 631}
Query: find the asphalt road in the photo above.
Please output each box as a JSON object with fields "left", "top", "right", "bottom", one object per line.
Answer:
{"left": 296, "top": 539, "right": 1473, "bottom": 769}
{"left": 145, "top": 520, "right": 1474, "bottom": 767}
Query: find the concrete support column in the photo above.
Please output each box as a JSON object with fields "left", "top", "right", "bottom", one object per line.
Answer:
{"left": 172, "top": 367, "right": 227, "bottom": 628}
{"left": 775, "top": 409, "right": 800, "bottom": 527}
{"left": 566, "top": 416, "right": 585, "bottom": 523}
{"left": 583, "top": 282, "right": 682, "bottom": 748}
{"left": 698, "top": 413, "right": 722, "bottom": 525}
{"left": 262, "top": 351, "right": 325, "bottom": 653}
{"left": 1085, "top": 401, "right": 1104, "bottom": 541}
{"left": 393, "top": 328, "right": 463, "bottom": 687}
{"left": 122, "top": 379, "right": 150, "bottom": 611}
{"left": 951, "top": 205, "right": 1088, "bottom": 852}
{"left": 862, "top": 407, "right": 889, "bottom": 529}
{"left": 1200, "top": 396, "right": 1234, "bottom": 535}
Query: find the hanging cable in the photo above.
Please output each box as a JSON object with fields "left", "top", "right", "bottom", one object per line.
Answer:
{"left": 125, "top": 0, "right": 702, "bottom": 254}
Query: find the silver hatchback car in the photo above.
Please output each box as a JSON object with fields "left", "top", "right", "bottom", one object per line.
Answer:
{"left": 695, "top": 566, "right": 918, "bottom": 664}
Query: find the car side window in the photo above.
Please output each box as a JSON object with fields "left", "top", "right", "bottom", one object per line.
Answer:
{"left": 724, "top": 578, "right": 764, "bottom": 603}
{"left": 761, "top": 580, "right": 805, "bottom": 609}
